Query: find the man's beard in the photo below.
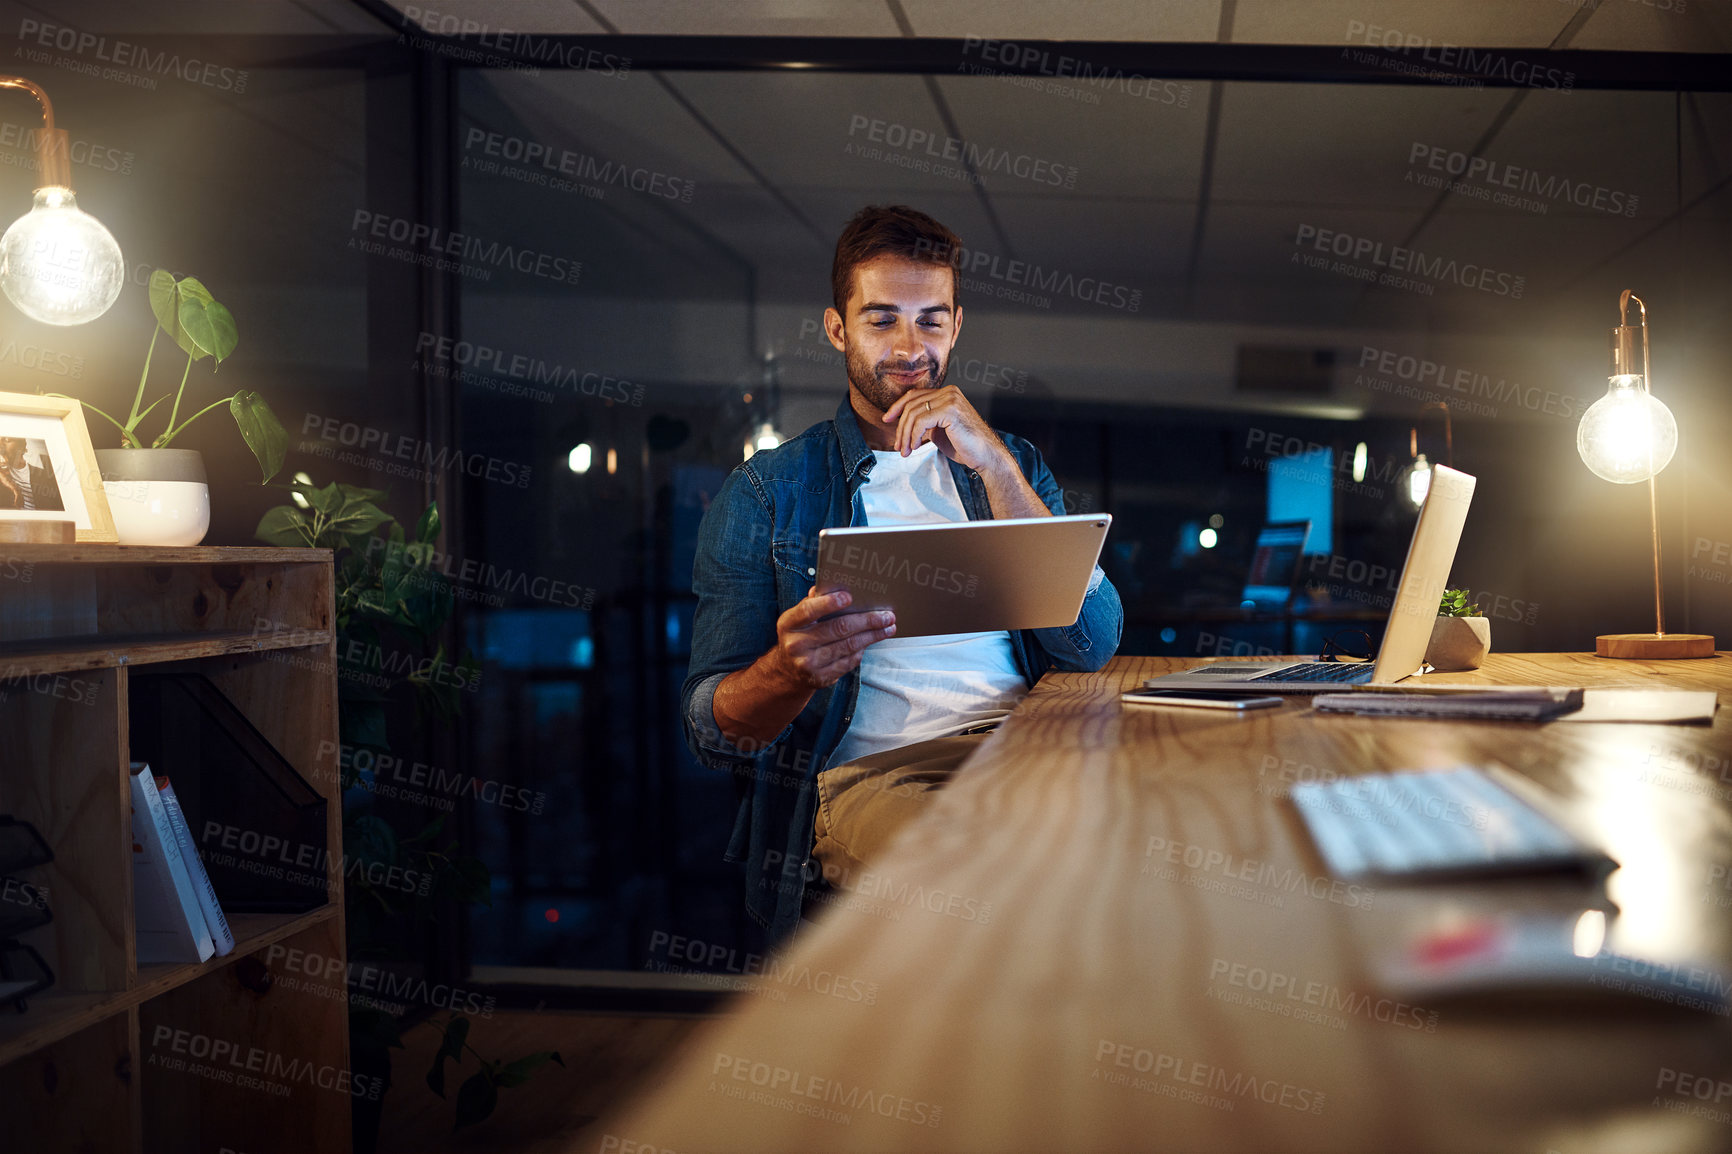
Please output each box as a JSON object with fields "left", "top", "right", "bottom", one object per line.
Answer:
{"left": 845, "top": 340, "right": 949, "bottom": 414}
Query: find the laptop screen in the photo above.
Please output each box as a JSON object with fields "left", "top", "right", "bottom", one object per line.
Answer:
{"left": 1240, "top": 521, "right": 1310, "bottom": 608}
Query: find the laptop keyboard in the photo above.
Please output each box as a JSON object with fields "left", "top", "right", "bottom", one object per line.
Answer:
{"left": 1246, "top": 662, "right": 1374, "bottom": 684}
{"left": 1290, "top": 767, "right": 1613, "bottom": 880}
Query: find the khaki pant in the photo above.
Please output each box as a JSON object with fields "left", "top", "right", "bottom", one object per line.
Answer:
{"left": 810, "top": 732, "right": 992, "bottom": 888}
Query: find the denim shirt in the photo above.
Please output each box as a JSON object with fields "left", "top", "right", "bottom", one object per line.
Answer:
{"left": 681, "top": 396, "right": 1124, "bottom": 940}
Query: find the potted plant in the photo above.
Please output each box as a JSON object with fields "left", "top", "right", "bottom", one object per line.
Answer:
{"left": 70, "top": 270, "right": 285, "bottom": 545}
{"left": 1426, "top": 588, "right": 1490, "bottom": 671}
{"left": 256, "top": 480, "right": 557, "bottom": 1148}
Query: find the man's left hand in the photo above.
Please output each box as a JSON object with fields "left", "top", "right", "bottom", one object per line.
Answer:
{"left": 882, "top": 386, "right": 1009, "bottom": 474}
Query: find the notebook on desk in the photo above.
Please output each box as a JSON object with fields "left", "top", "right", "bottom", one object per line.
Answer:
{"left": 1143, "top": 465, "right": 1476, "bottom": 694}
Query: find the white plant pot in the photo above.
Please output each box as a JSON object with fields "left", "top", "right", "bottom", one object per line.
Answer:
{"left": 1425, "top": 615, "right": 1491, "bottom": 672}
{"left": 95, "top": 449, "right": 211, "bottom": 547}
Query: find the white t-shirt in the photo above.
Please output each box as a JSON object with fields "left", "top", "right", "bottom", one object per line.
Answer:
{"left": 827, "top": 441, "right": 1027, "bottom": 766}
{"left": 7, "top": 463, "right": 33, "bottom": 510}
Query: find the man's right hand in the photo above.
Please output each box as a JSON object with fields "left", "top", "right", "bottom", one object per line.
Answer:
{"left": 769, "top": 587, "right": 897, "bottom": 690}
{"left": 711, "top": 587, "right": 896, "bottom": 749}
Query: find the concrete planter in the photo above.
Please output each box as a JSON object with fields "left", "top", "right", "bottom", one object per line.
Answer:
{"left": 1425, "top": 615, "right": 1491, "bottom": 672}
{"left": 95, "top": 448, "right": 210, "bottom": 546}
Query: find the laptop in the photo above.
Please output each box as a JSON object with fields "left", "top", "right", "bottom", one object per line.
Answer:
{"left": 1144, "top": 465, "right": 1476, "bottom": 693}
{"left": 1240, "top": 521, "right": 1310, "bottom": 609}
{"left": 815, "top": 513, "right": 1111, "bottom": 639}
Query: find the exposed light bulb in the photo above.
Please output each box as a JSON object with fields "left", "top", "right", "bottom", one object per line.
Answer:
{"left": 290, "top": 470, "right": 314, "bottom": 509}
{"left": 1572, "top": 909, "right": 1607, "bottom": 959}
{"left": 1406, "top": 453, "right": 1432, "bottom": 507}
{"left": 1576, "top": 376, "right": 1677, "bottom": 484}
{"left": 1198, "top": 527, "right": 1218, "bottom": 549}
{"left": 744, "top": 421, "right": 782, "bottom": 461}
{"left": 567, "top": 443, "right": 592, "bottom": 475}
{"left": 0, "top": 187, "right": 123, "bottom": 325}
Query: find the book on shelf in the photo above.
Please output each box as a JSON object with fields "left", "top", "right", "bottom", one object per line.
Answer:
{"left": 129, "top": 762, "right": 214, "bottom": 964}
{"left": 156, "top": 776, "right": 236, "bottom": 957}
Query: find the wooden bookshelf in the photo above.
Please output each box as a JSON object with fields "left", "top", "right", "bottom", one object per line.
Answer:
{"left": 0, "top": 546, "right": 350, "bottom": 1154}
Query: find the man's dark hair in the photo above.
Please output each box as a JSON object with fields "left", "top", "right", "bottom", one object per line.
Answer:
{"left": 830, "top": 205, "right": 961, "bottom": 316}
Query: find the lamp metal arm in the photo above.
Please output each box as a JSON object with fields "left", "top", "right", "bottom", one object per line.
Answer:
{"left": 0, "top": 75, "right": 71, "bottom": 189}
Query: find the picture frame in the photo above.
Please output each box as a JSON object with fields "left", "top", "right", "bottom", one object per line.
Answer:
{"left": 0, "top": 391, "right": 117, "bottom": 543}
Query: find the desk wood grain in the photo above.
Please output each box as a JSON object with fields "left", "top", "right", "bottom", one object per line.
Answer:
{"left": 607, "top": 654, "right": 1732, "bottom": 1153}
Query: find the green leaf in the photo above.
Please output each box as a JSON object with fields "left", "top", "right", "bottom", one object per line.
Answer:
{"left": 348, "top": 814, "right": 398, "bottom": 866}
{"left": 254, "top": 505, "right": 312, "bottom": 547}
{"left": 453, "top": 1070, "right": 498, "bottom": 1131}
{"left": 441, "top": 1016, "right": 471, "bottom": 1061}
{"left": 329, "top": 490, "right": 394, "bottom": 538}
{"left": 349, "top": 1007, "right": 406, "bottom": 1054}
{"left": 494, "top": 1051, "right": 563, "bottom": 1089}
{"left": 426, "top": 1015, "right": 472, "bottom": 1099}
{"left": 148, "top": 268, "right": 178, "bottom": 334}
{"left": 338, "top": 699, "right": 390, "bottom": 749}
{"left": 155, "top": 274, "right": 203, "bottom": 358}
{"left": 401, "top": 814, "right": 447, "bottom": 847}
{"left": 296, "top": 481, "right": 342, "bottom": 516}
{"left": 416, "top": 501, "right": 440, "bottom": 545}
{"left": 203, "top": 299, "right": 239, "bottom": 363}
{"left": 419, "top": 1018, "right": 467, "bottom": 1095}
{"left": 230, "top": 391, "right": 287, "bottom": 482}
{"left": 1438, "top": 588, "right": 1483, "bottom": 618}
{"left": 438, "top": 853, "right": 492, "bottom": 907}
{"left": 337, "top": 482, "right": 391, "bottom": 505}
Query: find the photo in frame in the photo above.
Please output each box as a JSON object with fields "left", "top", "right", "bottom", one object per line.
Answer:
{"left": 0, "top": 391, "right": 117, "bottom": 543}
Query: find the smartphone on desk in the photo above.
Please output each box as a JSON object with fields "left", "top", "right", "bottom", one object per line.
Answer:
{"left": 1120, "top": 688, "right": 1284, "bottom": 711}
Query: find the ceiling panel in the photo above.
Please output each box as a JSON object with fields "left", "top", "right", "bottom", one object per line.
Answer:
{"left": 587, "top": 0, "right": 901, "bottom": 37}
{"left": 933, "top": 72, "right": 1209, "bottom": 204}
{"left": 1193, "top": 204, "right": 1448, "bottom": 328}
{"left": 1571, "top": 1, "right": 1732, "bottom": 54}
{"left": 899, "top": 0, "right": 1221, "bottom": 42}
{"left": 660, "top": 72, "right": 946, "bottom": 191}
{"left": 1417, "top": 194, "right": 1653, "bottom": 297}
{"left": 1210, "top": 82, "right": 1510, "bottom": 210}
{"left": 1481, "top": 89, "right": 1681, "bottom": 223}
{"left": 1232, "top": 1, "right": 1574, "bottom": 49}
{"left": 974, "top": 195, "right": 1195, "bottom": 318}
{"left": 465, "top": 70, "right": 759, "bottom": 193}
{"left": 0, "top": 0, "right": 381, "bottom": 35}
{"left": 399, "top": 0, "right": 607, "bottom": 35}
{"left": 1680, "top": 93, "right": 1732, "bottom": 205}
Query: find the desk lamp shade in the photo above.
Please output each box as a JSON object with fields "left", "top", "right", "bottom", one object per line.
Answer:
{"left": 0, "top": 77, "right": 123, "bottom": 325}
{"left": 1576, "top": 290, "right": 1713, "bottom": 660}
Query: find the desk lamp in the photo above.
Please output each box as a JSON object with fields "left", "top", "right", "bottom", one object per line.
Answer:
{"left": 1575, "top": 290, "right": 1713, "bottom": 659}
{"left": 0, "top": 76, "right": 124, "bottom": 325}
{"left": 1402, "top": 401, "right": 1452, "bottom": 507}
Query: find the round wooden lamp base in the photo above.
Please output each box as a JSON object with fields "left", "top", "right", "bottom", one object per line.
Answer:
{"left": 1595, "top": 633, "right": 1717, "bottom": 659}
{"left": 0, "top": 519, "right": 76, "bottom": 544}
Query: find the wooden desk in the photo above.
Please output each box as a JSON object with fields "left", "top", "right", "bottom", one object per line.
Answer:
{"left": 608, "top": 654, "right": 1732, "bottom": 1153}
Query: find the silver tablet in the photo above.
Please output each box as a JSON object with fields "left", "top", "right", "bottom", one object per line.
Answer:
{"left": 815, "top": 514, "right": 1112, "bottom": 639}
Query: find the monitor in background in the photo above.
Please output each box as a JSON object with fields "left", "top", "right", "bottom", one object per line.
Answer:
{"left": 1240, "top": 520, "right": 1310, "bottom": 609}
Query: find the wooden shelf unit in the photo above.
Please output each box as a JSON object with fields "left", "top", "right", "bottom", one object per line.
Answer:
{"left": 0, "top": 546, "right": 351, "bottom": 1154}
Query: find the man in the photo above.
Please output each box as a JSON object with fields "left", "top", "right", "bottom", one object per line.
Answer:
{"left": 0, "top": 437, "right": 64, "bottom": 512}
{"left": 682, "top": 205, "right": 1122, "bottom": 942}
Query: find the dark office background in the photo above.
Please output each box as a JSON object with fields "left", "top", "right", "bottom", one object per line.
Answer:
{"left": 1, "top": 1, "right": 1728, "bottom": 994}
